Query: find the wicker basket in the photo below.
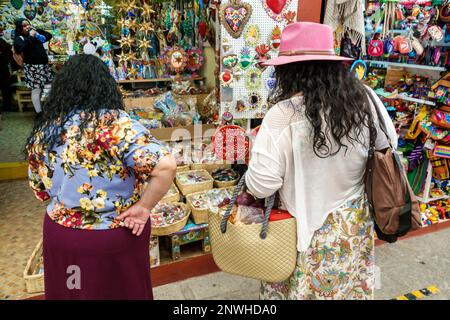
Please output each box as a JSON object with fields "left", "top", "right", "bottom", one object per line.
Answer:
{"left": 190, "top": 163, "right": 231, "bottom": 174}
{"left": 23, "top": 238, "right": 44, "bottom": 294}
{"left": 151, "top": 202, "right": 191, "bottom": 236}
{"left": 214, "top": 175, "right": 240, "bottom": 188}
{"left": 176, "top": 164, "right": 191, "bottom": 173}
{"left": 175, "top": 169, "right": 214, "bottom": 196}
{"left": 186, "top": 191, "right": 210, "bottom": 224}
{"left": 160, "top": 183, "right": 180, "bottom": 203}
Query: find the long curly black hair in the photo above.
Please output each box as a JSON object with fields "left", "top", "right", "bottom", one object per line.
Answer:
{"left": 25, "top": 54, "right": 124, "bottom": 157}
{"left": 269, "top": 61, "right": 376, "bottom": 158}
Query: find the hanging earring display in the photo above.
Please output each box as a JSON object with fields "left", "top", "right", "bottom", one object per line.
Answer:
{"left": 244, "top": 25, "right": 261, "bottom": 47}
{"left": 269, "top": 25, "right": 282, "bottom": 50}
{"left": 245, "top": 68, "right": 262, "bottom": 91}
{"left": 220, "top": 69, "right": 234, "bottom": 87}
{"left": 219, "top": 0, "right": 253, "bottom": 39}
{"left": 222, "top": 54, "right": 238, "bottom": 68}
{"left": 248, "top": 92, "right": 262, "bottom": 110}
{"left": 261, "top": 0, "right": 292, "bottom": 22}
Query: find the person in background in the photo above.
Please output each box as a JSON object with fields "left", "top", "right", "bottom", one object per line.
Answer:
{"left": 13, "top": 18, "right": 53, "bottom": 114}
{"left": 245, "top": 22, "right": 398, "bottom": 300}
{"left": 26, "top": 54, "right": 177, "bottom": 299}
{"left": 0, "top": 32, "right": 13, "bottom": 117}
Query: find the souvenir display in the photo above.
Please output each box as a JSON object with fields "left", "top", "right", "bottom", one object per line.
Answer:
{"left": 150, "top": 202, "right": 190, "bottom": 236}
{"left": 175, "top": 169, "right": 214, "bottom": 196}
{"left": 211, "top": 168, "right": 240, "bottom": 187}
{"left": 219, "top": 0, "right": 299, "bottom": 119}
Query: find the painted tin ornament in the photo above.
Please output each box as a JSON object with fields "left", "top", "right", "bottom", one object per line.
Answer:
{"left": 222, "top": 38, "right": 232, "bottom": 53}
{"left": 222, "top": 53, "right": 238, "bottom": 68}
{"left": 221, "top": 86, "right": 234, "bottom": 102}
{"left": 254, "top": 44, "right": 271, "bottom": 71}
{"left": 222, "top": 111, "right": 234, "bottom": 124}
{"left": 235, "top": 100, "right": 247, "bottom": 112}
{"left": 37, "top": 4, "right": 44, "bottom": 15}
{"left": 219, "top": 0, "right": 253, "bottom": 39}
{"left": 24, "top": 5, "right": 36, "bottom": 21}
{"left": 261, "top": 0, "right": 292, "bottom": 22}
{"left": 248, "top": 92, "right": 262, "bottom": 110}
{"left": 283, "top": 11, "right": 296, "bottom": 24}
{"left": 245, "top": 67, "right": 262, "bottom": 91}
{"left": 266, "top": 70, "right": 277, "bottom": 91}
{"left": 244, "top": 25, "right": 260, "bottom": 47}
{"left": 220, "top": 69, "right": 234, "bottom": 87}
{"left": 10, "top": 0, "right": 24, "bottom": 10}
{"left": 239, "top": 46, "right": 253, "bottom": 70}
{"left": 269, "top": 25, "right": 282, "bottom": 50}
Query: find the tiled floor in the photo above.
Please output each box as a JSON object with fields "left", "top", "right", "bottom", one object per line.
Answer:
{"left": 0, "top": 179, "right": 45, "bottom": 300}
{"left": 0, "top": 112, "right": 35, "bottom": 163}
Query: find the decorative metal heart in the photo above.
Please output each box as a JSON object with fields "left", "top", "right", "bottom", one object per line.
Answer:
{"left": 10, "top": 0, "right": 23, "bottom": 10}
{"left": 261, "top": 0, "right": 292, "bottom": 22}
{"left": 222, "top": 54, "right": 238, "bottom": 68}
{"left": 24, "top": 5, "right": 36, "bottom": 21}
{"left": 219, "top": 0, "right": 253, "bottom": 39}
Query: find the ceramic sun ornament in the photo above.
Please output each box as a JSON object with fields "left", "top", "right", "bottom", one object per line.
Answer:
{"left": 261, "top": 0, "right": 292, "bottom": 22}
{"left": 219, "top": 0, "right": 253, "bottom": 39}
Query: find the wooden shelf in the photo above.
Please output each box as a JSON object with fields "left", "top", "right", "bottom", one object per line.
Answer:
{"left": 365, "top": 60, "right": 447, "bottom": 72}
{"left": 117, "top": 77, "right": 204, "bottom": 84}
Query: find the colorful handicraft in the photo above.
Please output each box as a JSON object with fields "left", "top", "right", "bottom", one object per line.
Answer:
{"left": 261, "top": 0, "right": 292, "bottom": 22}
{"left": 150, "top": 203, "right": 188, "bottom": 227}
{"left": 220, "top": 0, "right": 253, "bottom": 39}
{"left": 177, "top": 172, "right": 211, "bottom": 185}
{"left": 212, "top": 168, "right": 239, "bottom": 182}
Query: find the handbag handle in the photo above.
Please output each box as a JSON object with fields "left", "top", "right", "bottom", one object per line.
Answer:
{"left": 220, "top": 173, "right": 276, "bottom": 239}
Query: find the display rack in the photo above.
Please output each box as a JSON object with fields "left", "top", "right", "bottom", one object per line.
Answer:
{"left": 365, "top": 60, "right": 447, "bottom": 72}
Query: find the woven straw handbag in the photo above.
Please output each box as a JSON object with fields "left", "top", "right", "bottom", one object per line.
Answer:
{"left": 208, "top": 174, "right": 297, "bottom": 283}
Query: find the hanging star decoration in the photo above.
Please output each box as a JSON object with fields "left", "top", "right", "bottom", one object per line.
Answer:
{"left": 117, "top": 52, "right": 129, "bottom": 65}
{"left": 138, "top": 38, "right": 151, "bottom": 51}
{"left": 118, "top": 35, "right": 134, "bottom": 49}
{"left": 141, "top": 3, "right": 155, "bottom": 17}
{"left": 117, "top": 2, "right": 129, "bottom": 14}
{"left": 128, "top": 65, "right": 138, "bottom": 79}
{"left": 140, "top": 22, "right": 154, "bottom": 34}
{"left": 127, "top": 51, "right": 137, "bottom": 62}
{"left": 126, "top": 19, "right": 137, "bottom": 30}
{"left": 117, "top": 17, "right": 126, "bottom": 28}
{"left": 126, "top": 0, "right": 138, "bottom": 12}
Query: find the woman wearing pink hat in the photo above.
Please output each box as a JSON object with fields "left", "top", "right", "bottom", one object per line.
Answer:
{"left": 246, "top": 22, "right": 397, "bottom": 300}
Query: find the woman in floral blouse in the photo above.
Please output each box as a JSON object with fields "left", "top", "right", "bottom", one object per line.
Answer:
{"left": 26, "top": 54, "right": 176, "bottom": 300}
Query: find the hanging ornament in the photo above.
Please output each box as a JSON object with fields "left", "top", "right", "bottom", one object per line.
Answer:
{"left": 141, "top": 3, "right": 155, "bottom": 17}
{"left": 239, "top": 46, "right": 253, "bottom": 70}
{"left": 248, "top": 92, "right": 262, "bottom": 110}
{"left": 26, "top": 0, "right": 33, "bottom": 4}
{"left": 127, "top": 51, "right": 137, "bottom": 62}
{"left": 165, "top": 46, "right": 187, "bottom": 79}
{"left": 245, "top": 67, "right": 262, "bottom": 91}
{"left": 220, "top": 69, "right": 234, "bottom": 87}
{"left": 79, "top": 0, "right": 95, "bottom": 11}
{"left": 236, "top": 100, "right": 247, "bottom": 112}
{"left": 222, "top": 86, "right": 234, "bottom": 102}
{"left": 219, "top": 0, "right": 253, "bottom": 39}
{"left": 118, "top": 35, "right": 134, "bottom": 49}
{"left": 139, "top": 22, "right": 154, "bottom": 34}
{"left": 24, "top": 4, "right": 37, "bottom": 21}
{"left": 186, "top": 47, "right": 204, "bottom": 74}
{"left": 283, "top": 11, "right": 296, "bottom": 24}
{"left": 37, "top": 4, "right": 44, "bottom": 15}
{"left": 269, "top": 25, "right": 281, "bottom": 50}
{"left": 117, "top": 52, "right": 129, "bottom": 65}
{"left": 244, "top": 25, "right": 261, "bottom": 47}
{"left": 350, "top": 60, "right": 367, "bottom": 80}
{"left": 138, "top": 38, "right": 151, "bottom": 52}
{"left": 266, "top": 69, "right": 277, "bottom": 91}
{"left": 222, "top": 38, "right": 232, "bottom": 52}
{"left": 233, "top": 69, "right": 243, "bottom": 81}
{"left": 222, "top": 53, "right": 238, "bottom": 68}
{"left": 10, "top": 0, "right": 23, "bottom": 10}
{"left": 261, "top": 0, "right": 292, "bottom": 22}
{"left": 254, "top": 44, "right": 271, "bottom": 71}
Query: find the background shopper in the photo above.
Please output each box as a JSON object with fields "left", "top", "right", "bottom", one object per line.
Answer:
{"left": 26, "top": 54, "right": 176, "bottom": 299}
{"left": 0, "top": 34, "right": 13, "bottom": 115}
{"left": 13, "top": 18, "right": 53, "bottom": 114}
{"left": 246, "top": 22, "right": 398, "bottom": 300}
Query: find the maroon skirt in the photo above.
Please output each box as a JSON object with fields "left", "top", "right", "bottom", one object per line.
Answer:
{"left": 43, "top": 214, "right": 153, "bottom": 300}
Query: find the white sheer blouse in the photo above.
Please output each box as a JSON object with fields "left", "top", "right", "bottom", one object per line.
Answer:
{"left": 246, "top": 87, "right": 398, "bottom": 252}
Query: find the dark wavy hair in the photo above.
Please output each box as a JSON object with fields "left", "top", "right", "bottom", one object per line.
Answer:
{"left": 269, "top": 61, "right": 376, "bottom": 158}
{"left": 25, "top": 54, "right": 124, "bottom": 157}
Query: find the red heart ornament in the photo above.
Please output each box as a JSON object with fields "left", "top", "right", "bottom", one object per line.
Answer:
{"left": 222, "top": 71, "right": 231, "bottom": 83}
{"left": 262, "top": 0, "right": 292, "bottom": 22}
{"left": 267, "top": 0, "right": 285, "bottom": 14}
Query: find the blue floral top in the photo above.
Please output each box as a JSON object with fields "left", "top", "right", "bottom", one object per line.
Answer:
{"left": 27, "top": 109, "right": 169, "bottom": 230}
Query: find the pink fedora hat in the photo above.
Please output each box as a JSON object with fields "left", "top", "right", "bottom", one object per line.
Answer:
{"left": 264, "top": 22, "right": 353, "bottom": 66}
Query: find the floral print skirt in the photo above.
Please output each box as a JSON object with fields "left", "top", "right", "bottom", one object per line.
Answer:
{"left": 260, "top": 194, "right": 374, "bottom": 300}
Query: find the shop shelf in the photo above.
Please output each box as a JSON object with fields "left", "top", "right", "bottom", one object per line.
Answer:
{"left": 117, "top": 76, "right": 204, "bottom": 84}
{"left": 374, "top": 89, "right": 436, "bottom": 106}
{"left": 416, "top": 195, "right": 450, "bottom": 204}
{"left": 365, "top": 60, "right": 447, "bottom": 72}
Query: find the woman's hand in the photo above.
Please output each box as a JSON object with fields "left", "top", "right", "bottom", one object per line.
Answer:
{"left": 116, "top": 202, "right": 151, "bottom": 236}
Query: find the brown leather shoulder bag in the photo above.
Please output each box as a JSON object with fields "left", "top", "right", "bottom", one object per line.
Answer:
{"left": 365, "top": 90, "right": 422, "bottom": 243}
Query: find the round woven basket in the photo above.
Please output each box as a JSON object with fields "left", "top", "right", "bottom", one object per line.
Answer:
{"left": 176, "top": 164, "right": 191, "bottom": 173}
{"left": 214, "top": 176, "right": 239, "bottom": 188}
{"left": 186, "top": 191, "right": 210, "bottom": 224}
{"left": 151, "top": 203, "right": 191, "bottom": 236}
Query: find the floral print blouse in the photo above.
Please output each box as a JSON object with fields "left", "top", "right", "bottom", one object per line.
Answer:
{"left": 27, "top": 109, "right": 169, "bottom": 230}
